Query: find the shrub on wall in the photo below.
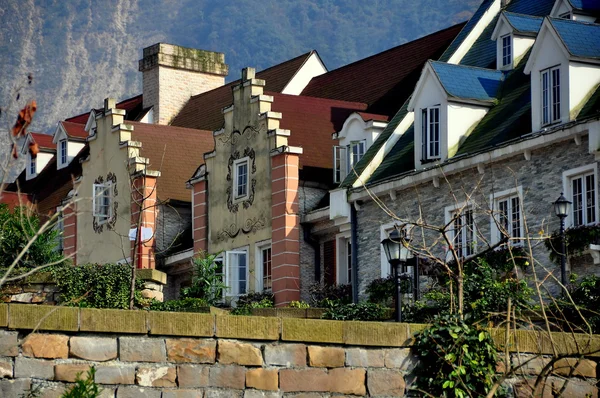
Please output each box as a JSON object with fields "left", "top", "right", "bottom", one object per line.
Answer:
{"left": 231, "top": 291, "right": 274, "bottom": 315}
{"left": 308, "top": 282, "right": 352, "bottom": 307}
{"left": 50, "top": 263, "right": 144, "bottom": 309}
{"left": 412, "top": 314, "right": 501, "bottom": 397}
{"left": 180, "top": 252, "right": 227, "bottom": 305}
{"left": 149, "top": 297, "right": 210, "bottom": 313}
{"left": 321, "top": 301, "right": 386, "bottom": 321}
{"left": 549, "top": 274, "right": 600, "bottom": 334}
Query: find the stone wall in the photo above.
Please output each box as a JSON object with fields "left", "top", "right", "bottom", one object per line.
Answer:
{"left": 0, "top": 273, "right": 58, "bottom": 305}
{"left": 0, "top": 304, "right": 599, "bottom": 397}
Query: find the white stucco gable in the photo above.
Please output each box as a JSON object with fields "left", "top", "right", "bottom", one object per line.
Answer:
{"left": 550, "top": 0, "right": 597, "bottom": 22}
{"left": 491, "top": 13, "right": 538, "bottom": 70}
{"left": 52, "top": 122, "right": 86, "bottom": 170}
{"left": 281, "top": 51, "right": 327, "bottom": 95}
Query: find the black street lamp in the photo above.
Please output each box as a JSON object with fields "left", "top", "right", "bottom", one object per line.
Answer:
{"left": 381, "top": 228, "right": 411, "bottom": 322}
{"left": 553, "top": 192, "right": 571, "bottom": 285}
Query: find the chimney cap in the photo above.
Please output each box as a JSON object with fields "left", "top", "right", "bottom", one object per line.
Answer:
{"left": 139, "top": 43, "right": 228, "bottom": 77}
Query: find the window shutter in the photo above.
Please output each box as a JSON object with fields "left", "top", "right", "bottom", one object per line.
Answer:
{"left": 421, "top": 109, "right": 427, "bottom": 160}
{"left": 92, "top": 184, "right": 99, "bottom": 217}
{"left": 324, "top": 240, "right": 336, "bottom": 286}
{"left": 333, "top": 146, "right": 347, "bottom": 183}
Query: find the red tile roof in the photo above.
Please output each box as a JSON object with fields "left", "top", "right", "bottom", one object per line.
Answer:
{"left": 128, "top": 122, "right": 214, "bottom": 202}
{"left": 30, "top": 133, "right": 56, "bottom": 151}
{"left": 170, "top": 51, "right": 316, "bottom": 131}
{"left": 269, "top": 92, "right": 367, "bottom": 170}
{"left": 61, "top": 121, "right": 87, "bottom": 139}
{"left": 65, "top": 95, "right": 144, "bottom": 125}
{"left": 301, "top": 22, "right": 466, "bottom": 117}
{"left": 356, "top": 112, "right": 390, "bottom": 122}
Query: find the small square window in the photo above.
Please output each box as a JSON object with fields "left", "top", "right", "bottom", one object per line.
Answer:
{"left": 491, "top": 189, "right": 523, "bottom": 245}
{"left": 447, "top": 206, "right": 475, "bottom": 258}
{"left": 501, "top": 34, "right": 512, "bottom": 67}
{"left": 565, "top": 166, "right": 597, "bottom": 227}
{"left": 233, "top": 158, "right": 249, "bottom": 200}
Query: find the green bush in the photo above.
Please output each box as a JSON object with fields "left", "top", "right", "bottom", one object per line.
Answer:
{"left": 0, "top": 204, "right": 64, "bottom": 269}
{"left": 549, "top": 274, "right": 600, "bottom": 333}
{"left": 50, "top": 263, "right": 143, "bottom": 309}
{"left": 308, "top": 282, "right": 352, "bottom": 307}
{"left": 288, "top": 300, "right": 310, "bottom": 308}
{"left": 61, "top": 367, "right": 101, "bottom": 398}
{"left": 545, "top": 224, "right": 600, "bottom": 264}
{"left": 366, "top": 276, "right": 395, "bottom": 306}
{"left": 149, "top": 297, "right": 210, "bottom": 313}
{"left": 412, "top": 314, "right": 501, "bottom": 397}
{"left": 231, "top": 291, "right": 274, "bottom": 315}
{"left": 321, "top": 300, "right": 386, "bottom": 321}
{"left": 181, "top": 252, "right": 227, "bottom": 305}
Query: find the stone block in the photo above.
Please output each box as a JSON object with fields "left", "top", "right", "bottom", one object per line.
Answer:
{"left": 246, "top": 368, "right": 278, "bottom": 391}
{"left": 15, "top": 357, "right": 53, "bottom": 380}
{"left": 345, "top": 348, "right": 385, "bottom": 368}
{"left": 553, "top": 357, "right": 597, "bottom": 378}
{"left": 55, "top": 363, "right": 92, "bottom": 382}
{"left": 328, "top": 368, "right": 366, "bottom": 395}
{"left": 166, "top": 338, "right": 216, "bottom": 363}
{"left": 95, "top": 365, "right": 136, "bottom": 384}
{"left": 116, "top": 385, "right": 161, "bottom": 398}
{"left": 99, "top": 386, "right": 118, "bottom": 398}
{"left": 23, "top": 284, "right": 45, "bottom": 293}
{"left": 120, "top": 337, "right": 166, "bottom": 362}
{"left": 218, "top": 340, "right": 262, "bottom": 366}
{"left": 243, "top": 391, "right": 281, "bottom": 398}
{"left": 162, "top": 390, "right": 204, "bottom": 398}
{"left": 22, "top": 333, "right": 69, "bottom": 359}
{"left": 216, "top": 316, "right": 279, "bottom": 340}
{"left": 281, "top": 319, "right": 343, "bottom": 344}
{"left": 209, "top": 365, "right": 246, "bottom": 389}
{"left": 31, "top": 293, "right": 47, "bottom": 303}
{"left": 264, "top": 343, "right": 306, "bottom": 367}
{"left": 305, "top": 308, "right": 326, "bottom": 319}
{"left": 178, "top": 365, "right": 209, "bottom": 388}
{"left": 367, "top": 368, "right": 405, "bottom": 397}
{"left": 0, "top": 330, "right": 19, "bottom": 356}
{"left": 511, "top": 354, "right": 551, "bottom": 375}
{"left": 384, "top": 348, "right": 417, "bottom": 370}
{"left": 0, "top": 379, "right": 31, "bottom": 397}
{"left": 0, "top": 304, "right": 7, "bottom": 327}
{"left": 137, "top": 269, "right": 167, "bottom": 284}
{"left": 70, "top": 336, "right": 117, "bottom": 361}
{"left": 148, "top": 312, "right": 214, "bottom": 337}
{"left": 343, "top": 321, "right": 409, "bottom": 347}
{"left": 141, "top": 289, "right": 164, "bottom": 301}
{"left": 11, "top": 292, "right": 34, "bottom": 302}
{"left": 204, "top": 389, "right": 242, "bottom": 398}
{"left": 9, "top": 304, "right": 78, "bottom": 331}
{"left": 0, "top": 358, "right": 12, "bottom": 378}
{"left": 33, "top": 381, "right": 68, "bottom": 398}
{"left": 136, "top": 366, "right": 177, "bottom": 387}
{"left": 280, "top": 368, "right": 329, "bottom": 392}
{"left": 81, "top": 308, "right": 146, "bottom": 334}
{"left": 308, "top": 346, "right": 344, "bottom": 368}
{"left": 514, "top": 376, "right": 598, "bottom": 398}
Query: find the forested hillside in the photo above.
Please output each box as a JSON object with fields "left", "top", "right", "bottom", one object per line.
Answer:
{"left": 0, "top": 0, "right": 478, "bottom": 134}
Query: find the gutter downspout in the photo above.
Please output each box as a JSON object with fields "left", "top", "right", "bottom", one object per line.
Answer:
{"left": 351, "top": 201, "right": 359, "bottom": 304}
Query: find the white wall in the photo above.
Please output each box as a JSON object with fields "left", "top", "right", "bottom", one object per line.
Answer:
{"left": 514, "top": 36, "right": 536, "bottom": 67}
{"left": 528, "top": 30, "right": 569, "bottom": 131}
{"left": 338, "top": 114, "right": 387, "bottom": 149}
{"left": 447, "top": 103, "right": 488, "bottom": 158}
{"left": 281, "top": 52, "right": 327, "bottom": 95}
{"left": 26, "top": 152, "right": 53, "bottom": 180}
{"left": 495, "top": 23, "right": 513, "bottom": 70}
{"left": 569, "top": 62, "right": 600, "bottom": 119}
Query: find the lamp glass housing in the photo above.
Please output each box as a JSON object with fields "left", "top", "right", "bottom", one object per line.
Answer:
{"left": 554, "top": 193, "right": 571, "bottom": 218}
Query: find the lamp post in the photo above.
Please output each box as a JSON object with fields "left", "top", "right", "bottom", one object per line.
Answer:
{"left": 382, "top": 229, "right": 411, "bottom": 322}
{"left": 553, "top": 193, "right": 571, "bottom": 285}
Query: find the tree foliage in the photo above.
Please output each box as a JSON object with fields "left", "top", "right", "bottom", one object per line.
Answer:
{"left": 0, "top": 204, "right": 64, "bottom": 269}
{"left": 180, "top": 252, "right": 227, "bottom": 305}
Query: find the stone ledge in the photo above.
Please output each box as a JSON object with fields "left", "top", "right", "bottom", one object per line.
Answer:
{"left": 80, "top": 308, "right": 147, "bottom": 334}
{"left": 216, "top": 316, "right": 279, "bottom": 341}
{"left": 137, "top": 269, "right": 167, "bottom": 284}
{"left": 9, "top": 304, "right": 78, "bottom": 331}
{"left": 148, "top": 312, "right": 214, "bottom": 337}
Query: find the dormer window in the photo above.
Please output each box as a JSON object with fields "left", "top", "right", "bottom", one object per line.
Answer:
{"left": 348, "top": 140, "right": 366, "bottom": 171}
{"left": 421, "top": 106, "right": 440, "bottom": 161}
{"left": 59, "top": 139, "right": 67, "bottom": 166}
{"left": 541, "top": 66, "right": 561, "bottom": 126}
{"left": 29, "top": 156, "right": 36, "bottom": 176}
{"left": 501, "top": 34, "right": 512, "bottom": 67}
{"left": 333, "top": 140, "right": 366, "bottom": 183}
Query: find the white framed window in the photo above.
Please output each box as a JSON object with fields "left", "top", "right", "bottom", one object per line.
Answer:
{"left": 29, "top": 155, "right": 36, "bottom": 176}
{"left": 59, "top": 139, "right": 68, "bottom": 166}
{"left": 490, "top": 187, "right": 524, "bottom": 244}
{"left": 501, "top": 34, "right": 512, "bottom": 67}
{"left": 226, "top": 249, "right": 248, "bottom": 296}
{"left": 93, "top": 182, "right": 112, "bottom": 224}
{"left": 336, "top": 233, "right": 352, "bottom": 285}
{"left": 348, "top": 140, "right": 366, "bottom": 172}
{"left": 233, "top": 158, "right": 249, "bottom": 200}
{"left": 541, "top": 66, "right": 561, "bottom": 126}
{"left": 255, "top": 241, "right": 272, "bottom": 292}
{"left": 333, "top": 145, "right": 347, "bottom": 183}
{"left": 564, "top": 165, "right": 598, "bottom": 227}
{"left": 421, "top": 106, "right": 440, "bottom": 160}
{"left": 445, "top": 203, "right": 476, "bottom": 258}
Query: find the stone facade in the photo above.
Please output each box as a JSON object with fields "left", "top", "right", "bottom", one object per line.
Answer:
{"left": 0, "top": 305, "right": 598, "bottom": 397}
{"left": 354, "top": 134, "right": 597, "bottom": 298}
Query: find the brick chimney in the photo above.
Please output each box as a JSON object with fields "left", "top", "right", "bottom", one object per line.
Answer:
{"left": 139, "top": 43, "right": 229, "bottom": 125}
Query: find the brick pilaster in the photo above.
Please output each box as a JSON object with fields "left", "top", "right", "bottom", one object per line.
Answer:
{"left": 271, "top": 151, "right": 301, "bottom": 306}
{"left": 130, "top": 174, "right": 158, "bottom": 269}
{"left": 192, "top": 179, "right": 208, "bottom": 254}
{"left": 62, "top": 200, "right": 77, "bottom": 265}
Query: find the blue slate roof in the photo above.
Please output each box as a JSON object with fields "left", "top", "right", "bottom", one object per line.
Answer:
{"left": 504, "top": 12, "right": 543, "bottom": 35}
{"left": 568, "top": 0, "right": 600, "bottom": 12}
{"left": 430, "top": 61, "right": 505, "bottom": 102}
{"left": 550, "top": 18, "right": 600, "bottom": 59}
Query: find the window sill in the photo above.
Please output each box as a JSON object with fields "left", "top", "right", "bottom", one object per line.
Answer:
{"left": 420, "top": 158, "right": 441, "bottom": 165}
